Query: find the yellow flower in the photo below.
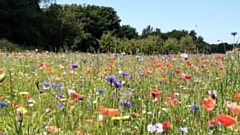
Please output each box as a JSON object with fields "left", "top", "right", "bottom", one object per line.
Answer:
{"left": 17, "top": 107, "right": 27, "bottom": 114}
{"left": 60, "top": 98, "right": 67, "bottom": 102}
{"left": 40, "top": 93, "right": 48, "bottom": 98}
{"left": 19, "top": 92, "right": 29, "bottom": 95}
{"left": 111, "top": 116, "right": 130, "bottom": 121}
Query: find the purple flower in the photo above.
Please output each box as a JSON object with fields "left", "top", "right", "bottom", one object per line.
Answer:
{"left": 208, "top": 125, "right": 214, "bottom": 130}
{"left": 191, "top": 104, "right": 200, "bottom": 112}
{"left": 147, "top": 123, "right": 164, "bottom": 133}
{"left": 231, "top": 32, "right": 237, "bottom": 36}
{"left": 97, "top": 89, "right": 104, "bottom": 94}
{"left": 0, "top": 102, "right": 8, "bottom": 107}
{"left": 147, "top": 124, "right": 156, "bottom": 133}
{"left": 106, "top": 76, "right": 116, "bottom": 83}
{"left": 71, "top": 64, "right": 78, "bottom": 69}
{"left": 128, "top": 74, "right": 134, "bottom": 79}
{"left": 87, "top": 104, "right": 92, "bottom": 108}
{"left": 121, "top": 102, "right": 134, "bottom": 107}
{"left": 120, "top": 72, "right": 128, "bottom": 77}
{"left": 57, "top": 94, "right": 64, "bottom": 99}
{"left": 180, "top": 127, "right": 188, "bottom": 133}
{"left": 43, "top": 82, "right": 51, "bottom": 89}
{"left": 58, "top": 102, "right": 66, "bottom": 109}
{"left": 113, "top": 81, "right": 123, "bottom": 88}
{"left": 55, "top": 87, "right": 63, "bottom": 91}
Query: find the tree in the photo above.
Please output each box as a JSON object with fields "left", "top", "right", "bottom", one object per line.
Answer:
{"left": 118, "top": 25, "right": 138, "bottom": 39}
{"left": 163, "top": 37, "right": 179, "bottom": 54}
{"left": 179, "top": 35, "right": 195, "bottom": 53}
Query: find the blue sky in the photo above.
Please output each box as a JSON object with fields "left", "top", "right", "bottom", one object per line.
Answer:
{"left": 56, "top": 0, "right": 240, "bottom": 44}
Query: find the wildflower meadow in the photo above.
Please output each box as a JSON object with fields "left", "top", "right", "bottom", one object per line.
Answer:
{"left": 1, "top": 50, "right": 240, "bottom": 135}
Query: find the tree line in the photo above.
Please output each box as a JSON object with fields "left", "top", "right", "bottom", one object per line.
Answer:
{"left": 0, "top": 1, "right": 237, "bottom": 54}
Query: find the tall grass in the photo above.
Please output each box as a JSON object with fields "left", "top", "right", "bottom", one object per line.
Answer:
{"left": 0, "top": 50, "right": 240, "bottom": 135}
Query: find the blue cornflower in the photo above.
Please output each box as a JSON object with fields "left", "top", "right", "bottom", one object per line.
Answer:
{"left": 191, "top": 104, "right": 200, "bottom": 112}
{"left": 57, "top": 94, "right": 64, "bottom": 99}
{"left": 121, "top": 102, "right": 134, "bottom": 107}
{"left": 55, "top": 87, "right": 63, "bottom": 91}
{"left": 129, "top": 74, "right": 134, "bottom": 79}
{"left": 97, "top": 89, "right": 104, "bottom": 94}
{"left": 43, "top": 82, "right": 51, "bottom": 89}
{"left": 231, "top": 32, "right": 237, "bottom": 36}
{"left": 106, "top": 76, "right": 116, "bottom": 83}
{"left": 71, "top": 64, "right": 78, "bottom": 69}
{"left": 164, "top": 86, "right": 169, "bottom": 89}
{"left": 87, "top": 104, "right": 92, "bottom": 108}
{"left": 114, "top": 81, "right": 123, "bottom": 88}
{"left": 56, "top": 83, "right": 63, "bottom": 87}
{"left": 120, "top": 72, "right": 128, "bottom": 77}
{"left": 0, "top": 102, "right": 8, "bottom": 107}
{"left": 167, "top": 71, "right": 173, "bottom": 74}
{"left": 58, "top": 102, "right": 66, "bottom": 109}
{"left": 114, "top": 53, "right": 119, "bottom": 57}
{"left": 78, "top": 97, "right": 84, "bottom": 100}
{"left": 78, "top": 84, "right": 84, "bottom": 87}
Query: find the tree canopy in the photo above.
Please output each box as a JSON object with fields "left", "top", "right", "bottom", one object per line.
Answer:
{"left": 0, "top": 1, "right": 235, "bottom": 54}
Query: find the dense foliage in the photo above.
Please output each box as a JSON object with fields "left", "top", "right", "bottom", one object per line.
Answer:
{"left": 0, "top": 1, "right": 238, "bottom": 53}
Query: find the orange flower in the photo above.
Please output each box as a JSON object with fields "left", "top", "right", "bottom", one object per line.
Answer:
{"left": 98, "top": 106, "right": 119, "bottom": 116}
{"left": 133, "top": 112, "right": 141, "bottom": 118}
{"left": 234, "top": 93, "right": 240, "bottom": 100}
{"left": 217, "top": 114, "right": 237, "bottom": 127}
{"left": 86, "top": 119, "right": 93, "bottom": 123}
{"left": 45, "top": 126, "right": 61, "bottom": 133}
{"left": 230, "top": 103, "right": 240, "bottom": 115}
{"left": 238, "top": 126, "right": 240, "bottom": 132}
{"left": 67, "top": 100, "right": 74, "bottom": 105}
{"left": 75, "top": 130, "right": 84, "bottom": 135}
{"left": 107, "top": 58, "right": 115, "bottom": 63}
{"left": 55, "top": 77, "right": 61, "bottom": 82}
{"left": 202, "top": 98, "right": 215, "bottom": 111}
{"left": 204, "top": 67, "right": 209, "bottom": 72}
{"left": 0, "top": 68, "right": 5, "bottom": 72}
{"left": 162, "top": 121, "right": 172, "bottom": 130}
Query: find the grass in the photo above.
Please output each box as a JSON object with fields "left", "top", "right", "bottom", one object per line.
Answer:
{"left": 0, "top": 51, "right": 240, "bottom": 135}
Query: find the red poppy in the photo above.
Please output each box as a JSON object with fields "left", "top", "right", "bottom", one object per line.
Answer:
{"left": 186, "top": 61, "right": 191, "bottom": 66}
{"left": 234, "top": 93, "right": 240, "bottom": 100}
{"left": 208, "top": 118, "right": 218, "bottom": 125}
{"left": 150, "top": 89, "right": 161, "bottom": 98}
{"left": 215, "top": 55, "right": 222, "bottom": 60}
{"left": 174, "top": 69, "right": 180, "bottom": 74}
{"left": 217, "top": 114, "right": 237, "bottom": 127}
{"left": 202, "top": 98, "right": 215, "bottom": 111}
{"left": 156, "top": 63, "right": 162, "bottom": 68}
{"left": 162, "top": 121, "right": 172, "bottom": 130}
{"left": 165, "top": 63, "right": 172, "bottom": 69}
{"left": 38, "top": 62, "right": 45, "bottom": 68}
